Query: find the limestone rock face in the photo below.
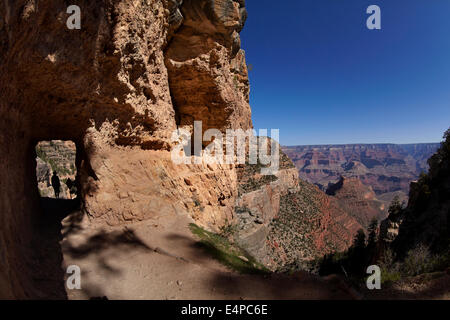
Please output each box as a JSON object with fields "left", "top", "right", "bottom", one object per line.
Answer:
{"left": 387, "top": 131, "right": 450, "bottom": 256}
{"left": 283, "top": 143, "right": 440, "bottom": 201}
{"left": 380, "top": 219, "right": 403, "bottom": 243}
{"left": 36, "top": 158, "right": 51, "bottom": 187}
{"left": 234, "top": 150, "right": 362, "bottom": 270}
{"left": 326, "top": 176, "right": 388, "bottom": 229}
{"left": 165, "top": 0, "right": 252, "bottom": 135}
{"left": 0, "top": 0, "right": 251, "bottom": 298}
{"left": 236, "top": 166, "right": 299, "bottom": 261}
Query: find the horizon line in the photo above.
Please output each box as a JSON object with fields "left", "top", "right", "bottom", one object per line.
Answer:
{"left": 282, "top": 141, "right": 441, "bottom": 148}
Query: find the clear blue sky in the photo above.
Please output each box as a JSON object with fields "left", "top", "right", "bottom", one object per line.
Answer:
{"left": 240, "top": 0, "right": 450, "bottom": 146}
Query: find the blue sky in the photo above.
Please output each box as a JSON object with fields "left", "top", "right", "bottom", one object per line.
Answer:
{"left": 240, "top": 0, "right": 450, "bottom": 146}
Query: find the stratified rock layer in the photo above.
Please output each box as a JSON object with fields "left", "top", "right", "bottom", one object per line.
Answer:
{"left": 326, "top": 177, "right": 388, "bottom": 229}
{"left": 235, "top": 151, "right": 362, "bottom": 271}
{"left": 283, "top": 143, "right": 440, "bottom": 200}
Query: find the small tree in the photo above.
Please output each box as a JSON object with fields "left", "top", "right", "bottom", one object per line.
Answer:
{"left": 347, "top": 229, "right": 367, "bottom": 275}
{"left": 367, "top": 219, "right": 378, "bottom": 248}
{"left": 353, "top": 229, "right": 366, "bottom": 249}
{"left": 388, "top": 196, "right": 404, "bottom": 220}
{"left": 428, "top": 127, "right": 449, "bottom": 178}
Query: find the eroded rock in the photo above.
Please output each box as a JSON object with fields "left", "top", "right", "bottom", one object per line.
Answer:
{"left": 0, "top": 0, "right": 252, "bottom": 298}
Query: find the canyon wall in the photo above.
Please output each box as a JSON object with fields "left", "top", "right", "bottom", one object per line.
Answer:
{"left": 326, "top": 177, "right": 387, "bottom": 229}
{"left": 0, "top": 0, "right": 251, "bottom": 298}
{"left": 0, "top": 0, "right": 388, "bottom": 298}
{"left": 235, "top": 152, "right": 362, "bottom": 271}
{"left": 283, "top": 143, "right": 440, "bottom": 199}
{"left": 381, "top": 131, "right": 450, "bottom": 257}
{"left": 282, "top": 143, "right": 440, "bottom": 235}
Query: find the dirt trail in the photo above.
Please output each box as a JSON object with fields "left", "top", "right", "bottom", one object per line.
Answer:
{"left": 53, "top": 206, "right": 354, "bottom": 300}
{"left": 35, "top": 198, "right": 448, "bottom": 300}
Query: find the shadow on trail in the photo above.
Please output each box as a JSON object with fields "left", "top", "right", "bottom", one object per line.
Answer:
{"left": 363, "top": 271, "right": 450, "bottom": 300}
{"left": 32, "top": 197, "right": 152, "bottom": 300}
{"left": 165, "top": 232, "right": 353, "bottom": 299}
{"left": 30, "top": 197, "right": 80, "bottom": 299}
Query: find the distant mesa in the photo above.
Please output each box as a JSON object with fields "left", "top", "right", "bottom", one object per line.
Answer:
{"left": 325, "top": 176, "right": 387, "bottom": 229}
{"left": 282, "top": 143, "right": 440, "bottom": 204}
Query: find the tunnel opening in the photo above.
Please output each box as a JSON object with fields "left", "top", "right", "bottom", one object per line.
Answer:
{"left": 29, "top": 140, "right": 83, "bottom": 299}
{"left": 34, "top": 140, "right": 82, "bottom": 237}
{"left": 35, "top": 140, "right": 78, "bottom": 200}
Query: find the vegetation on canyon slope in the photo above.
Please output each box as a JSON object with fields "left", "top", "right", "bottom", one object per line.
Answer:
{"left": 267, "top": 180, "right": 349, "bottom": 269}
{"left": 316, "top": 129, "right": 450, "bottom": 286}
{"left": 189, "top": 223, "right": 270, "bottom": 275}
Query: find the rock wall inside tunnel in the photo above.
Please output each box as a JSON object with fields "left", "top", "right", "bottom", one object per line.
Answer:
{"left": 0, "top": 0, "right": 252, "bottom": 298}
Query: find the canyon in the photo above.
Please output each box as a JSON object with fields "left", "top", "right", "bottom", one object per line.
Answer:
{"left": 283, "top": 143, "right": 440, "bottom": 212}
{"left": 1, "top": 0, "right": 353, "bottom": 299}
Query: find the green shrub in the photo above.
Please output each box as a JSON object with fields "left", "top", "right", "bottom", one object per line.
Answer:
{"left": 189, "top": 223, "right": 269, "bottom": 274}
{"left": 401, "top": 244, "right": 431, "bottom": 276}
{"left": 219, "top": 219, "right": 237, "bottom": 238}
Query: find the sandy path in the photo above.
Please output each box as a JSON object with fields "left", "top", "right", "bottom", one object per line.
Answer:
{"left": 38, "top": 199, "right": 448, "bottom": 300}
{"left": 59, "top": 211, "right": 354, "bottom": 300}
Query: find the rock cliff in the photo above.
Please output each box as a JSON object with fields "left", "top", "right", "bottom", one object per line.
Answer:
{"left": 381, "top": 130, "right": 450, "bottom": 257}
{"left": 283, "top": 143, "right": 440, "bottom": 200}
{"left": 0, "top": 0, "right": 386, "bottom": 299}
{"left": 235, "top": 151, "right": 362, "bottom": 271}
{"left": 326, "top": 176, "right": 387, "bottom": 229}
{"left": 0, "top": 0, "right": 251, "bottom": 298}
